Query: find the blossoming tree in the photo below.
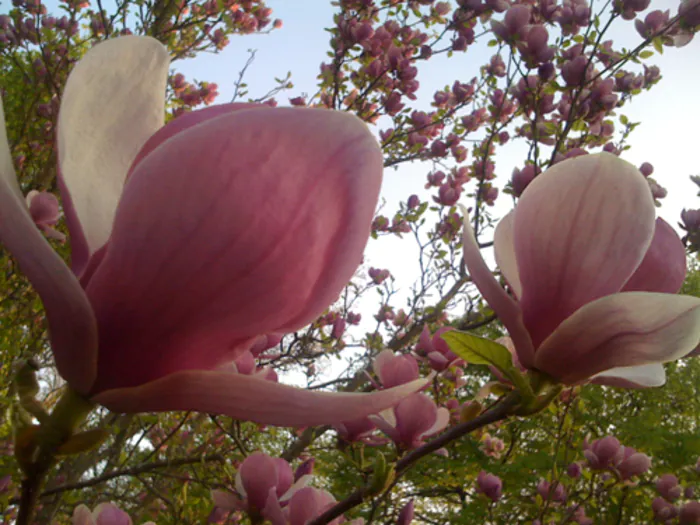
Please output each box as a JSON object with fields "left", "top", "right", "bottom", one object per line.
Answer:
{"left": 1, "top": 0, "right": 700, "bottom": 523}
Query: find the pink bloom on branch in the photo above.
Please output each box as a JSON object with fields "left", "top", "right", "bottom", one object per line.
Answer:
{"left": 462, "top": 153, "right": 700, "bottom": 388}
{"left": 476, "top": 471, "right": 502, "bottom": 502}
{"left": 373, "top": 349, "right": 420, "bottom": 388}
{"left": 72, "top": 502, "right": 153, "bottom": 525}
{"left": 0, "top": 36, "right": 426, "bottom": 427}
{"left": 370, "top": 392, "right": 450, "bottom": 449}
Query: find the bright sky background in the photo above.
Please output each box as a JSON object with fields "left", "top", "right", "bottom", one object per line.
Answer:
{"left": 177, "top": 0, "right": 700, "bottom": 295}
{"left": 170, "top": 0, "right": 700, "bottom": 381}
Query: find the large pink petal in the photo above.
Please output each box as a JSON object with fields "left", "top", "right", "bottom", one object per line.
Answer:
{"left": 57, "top": 36, "right": 169, "bottom": 274}
{"left": 534, "top": 292, "right": 700, "bottom": 384}
{"left": 239, "top": 452, "right": 279, "bottom": 511}
{"left": 622, "top": 218, "right": 686, "bottom": 294}
{"left": 493, "top": 211, "right": 522, "bottom": 298}
{"left": 128, "top": 103, "right": 264, "bottom": 177}
{"left": 461, "top": 209, "right": 535, "bottom": 367}
{"left": 0, "top": 97, "right": 97, "bottom": 393}
{"left": 514, "top": 153, "right": 656, "bottom": 348}
{"left": 85, "top": 108, "right": 383, "bottom": 391}
{"left": 93, "top": 371, "right": 427, "bottom": 427}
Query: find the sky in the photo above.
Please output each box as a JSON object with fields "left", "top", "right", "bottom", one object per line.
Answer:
{"left": 168, "top": 0, "right": 700, "bottom": 380}
{"left": 176, "top": 0, "right": 700, "bottom": 293}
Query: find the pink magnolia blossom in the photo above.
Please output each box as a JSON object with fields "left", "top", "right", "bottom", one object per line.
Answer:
{"left": 415, "top": 325, "right": 459, "bottom": 371}
{"left": 463, "top": 153, "right": 700, "bottom": 388}
{"left": 72, "top": 503, "right": 154, "bottom": 525}
{"left": 476, "top": 471, "right": 503, "bottom": 502}
{"left": 370, "top": 392, "right": 449, "bottom": 449}
{"left": 211, "top": 452, "right": 309, "bottom": 519}
{"left": 0, "top": 36, "right": 425, "bottom": 426}
{"left": 26, "top": 190, "right": 65, "bottom": 241}
{"left": 373, "top": 349, "right": 420, "bottom": 388}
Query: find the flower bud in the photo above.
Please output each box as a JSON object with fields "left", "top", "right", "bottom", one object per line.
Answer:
{"left": 476, "top": 471, "right": 502, "bottom": 502}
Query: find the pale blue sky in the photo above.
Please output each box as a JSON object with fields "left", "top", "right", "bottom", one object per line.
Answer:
{"left": 176, "top": 0, "right": 700, "bottom": 289}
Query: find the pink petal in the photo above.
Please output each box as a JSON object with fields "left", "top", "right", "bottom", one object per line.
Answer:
{"left": 591, "top": 363, "right": 666, "bottom": 388}
{"left": 94, "top": 503, "right": 133, "bottom": 525}
{"left": 461, "top": 208, "right": 535, "bottom": 367}
{"left": 622, "top": 218, "right": 686, "bottom": 293}
{"left": 0, "top": 98, "right": 98, "bottom": 394}
{"left": 394, "top": 393, "right": 438, "bottom": 447}
{"left": 288, "top": 488, "right": 337, "bottom": 525}
{"left": 72, "top": 505, "right": 96, "bottom": 525}
{"left": 128, "top": 103, "right": 265, "bottom": 178}
{"left": 369, "top": 413, "right": 401, "bottom": 443}
{"left": 263, "top": 489, "right": 287, "bottom": 525}
{"left": 57, "top": 36, "right": 170, "bottom": 274}
{"left": 85, "top": 108, "right": 383, "bottom": 391}
{"left": 239, "top": 452, "right": 279, "bottom": 511}
{"left": 27, "top": 190, "right": 60, "bottom": 226}
{"left": 422, "top": 407, "right": 450, "bottom": 438}
{"left": 534, "top": 292, "right": 700, "bottom": 384}
{"left": 273, "top": 458, "right": 293, "bottom": 497}
{"left": 93, "top": 371, "right": 427, "bottom": 427}
{"left": 514, "top": 153, "right": 656, "bottom": 348}
{"left": 211, "top": 489, "right": 242, "bottom": 511}
{"left": 493, "top": 211, "right": 522, "bottom": 298}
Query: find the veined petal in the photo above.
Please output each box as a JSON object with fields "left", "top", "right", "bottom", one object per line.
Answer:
{"left": 493, "top": 211, "right": 522, "bottom": 298}
{"left": 57, "top": 36, "right": 170, "bottom": 273}
{"left": 86, "top": 108, "right": 383, "bottom": 391}
{"left": 461, "top": 208, "right": 535, "bottom": 367}
{"left": 622, "top": 218, "right": 686, "bottom": 294}
{"left": 591, "top": 363, "right": 666, "bottom": 389}
{"left": 128, "top": 103, "right": 265, "bottom": 177}
{"left": 514, "top": 153, "right": 656, "bottom": 348}
{"left": 534, "top": 292, "right": 700, "bottom": 384}
{"left": 0, "top": 97, "right": 97, "bottom": 393}
{"left": 93, "top": 371, "right": 427, "bottom": 427}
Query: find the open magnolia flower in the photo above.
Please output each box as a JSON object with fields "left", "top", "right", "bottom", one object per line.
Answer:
{"left": 0, "top": 36, "right": 425, "bottom": 426}
{"left": 462, "top": 152, "right": 700, "bottom": 388}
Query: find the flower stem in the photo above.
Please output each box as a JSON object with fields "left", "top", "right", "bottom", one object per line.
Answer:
{"left": 16, "top": 387, "right": 95, "bottom": 524}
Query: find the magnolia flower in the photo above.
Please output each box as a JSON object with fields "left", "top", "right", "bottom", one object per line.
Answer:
{"left": 211, "top": 452, "right": 311, "bottom": 520}
{"left": 370, "top": 392, "right": 450, "bottom": 449}
{"left": 462, "top": 153, "right": 700, "bottom": 388}
{"left": 0, "top": 36, "right": 424, "bottom": 425}
{"left": 72, "top": 502, "right": 153, "bottom": 525}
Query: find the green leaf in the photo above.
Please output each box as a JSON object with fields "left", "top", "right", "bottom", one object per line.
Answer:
{"left": 442, "top": 331, "right": 534, "bottom": 398}
{"left": 639, "top": 50, "right": 654, "bottom": 59}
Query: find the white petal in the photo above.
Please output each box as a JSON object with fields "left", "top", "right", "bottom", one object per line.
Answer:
{"left": 58, "top": 36, "right": 169, "bottom": 259}
{"left": 493, "top": 211, "right": 522, "bottom": 298}
{"left": 592, "top": 363, "right": 666, "bottom": 388}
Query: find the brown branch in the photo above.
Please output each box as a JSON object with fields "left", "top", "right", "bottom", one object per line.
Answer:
{"left": 307, "top": 392, "right": 521, "bottom": 525}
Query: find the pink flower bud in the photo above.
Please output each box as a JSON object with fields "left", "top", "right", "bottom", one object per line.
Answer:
{"left": 407, "top": 195, "right": 420, "bottom": 209}
{"left": 476, "top": 471, "right": 503, "bottom": 502}
{"left": 537, "top": 479, "right": 567, "bottom": 503}
{"left": 680, "top": 501, "right": 700, "bottom": 524}
{"left": 511, "top": 165, "right": 538, "bottom": 196}
{"left": 397, "top": 499, "right": 414, "bottom": 525}
{"left": 657, "top": 474, "right": 682, "bottom": 502}
{"left": 331, "top": 317, "right": 346, "bottom": 339}
{"left": 368, "top": 267, "right": 391, "bottom": 285}
{"left": 617, "top": 448, "right": 651, "bottom": 480}
{"left": 652, "top": 497, "right": 679, "bottom": 521}
{"left": 584, "top": 436, "right": 623, "bottom": 469}
{"left": 567, "top": 462, "right": 582, "bottom": 479}
{"left": 639, "top": 162, "right": 654, "bottom": 177}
